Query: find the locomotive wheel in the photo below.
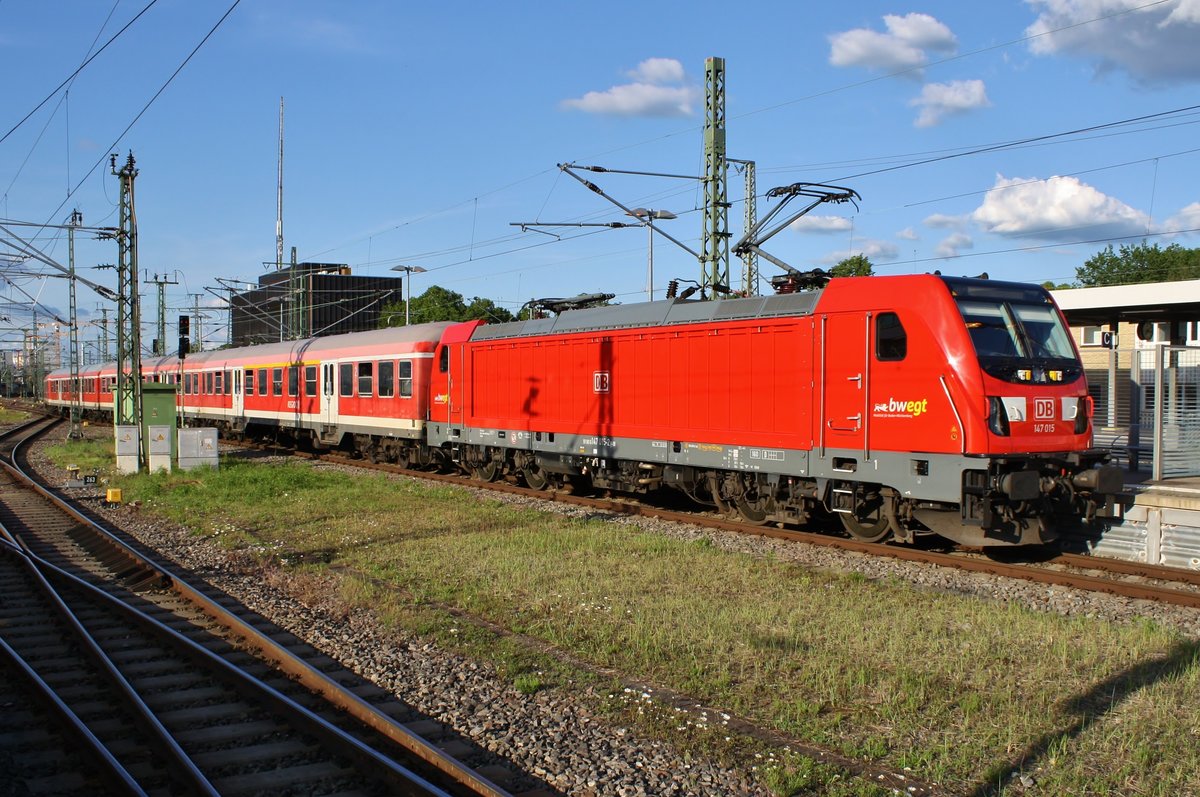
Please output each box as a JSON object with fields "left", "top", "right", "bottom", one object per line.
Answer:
{"left": 474, "top": 454, "right": 501, "bottom": 482}
{"left": 522, "top": 464, "right": 550, "bottom": 490}
{"left": 839, "top": 504, "right": 891, "bottom": 542}
{"left": 735, "top": 495, "right": 772, "bottom": 526}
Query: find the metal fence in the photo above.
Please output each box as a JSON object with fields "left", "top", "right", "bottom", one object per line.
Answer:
{"left": 1088, "top": 345, "right": 1200, "bottom": 479}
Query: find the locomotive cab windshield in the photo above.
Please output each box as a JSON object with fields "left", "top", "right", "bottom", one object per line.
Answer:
{"left": 949, "top": 281, "right": 1081, "bottom": 385}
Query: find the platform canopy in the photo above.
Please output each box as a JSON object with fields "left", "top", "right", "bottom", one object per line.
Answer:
{"left": 1051, "top": 279, "right": 1200, "bottom": 327}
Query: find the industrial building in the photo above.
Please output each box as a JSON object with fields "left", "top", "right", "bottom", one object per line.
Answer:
{"left": 229, "top": 262, "right": 404, "bottom": 346}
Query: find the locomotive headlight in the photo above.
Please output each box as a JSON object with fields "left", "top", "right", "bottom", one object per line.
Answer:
{"left": 1017, "top": 369, "right": 1032, "bottom": 381}
{"left": 988, "top": 396, "right": 1010, "bottom": 436}
{"left": 1049, "top": 370, "right": 1063, "bottom": 382}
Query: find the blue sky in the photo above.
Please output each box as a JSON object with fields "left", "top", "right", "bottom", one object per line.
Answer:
{"left": 1, "top": 0, "right": 1198, "bottom": 348}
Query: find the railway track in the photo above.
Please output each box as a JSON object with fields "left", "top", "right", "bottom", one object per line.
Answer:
{"left": 235, "top": 439, "right": 1200, "bottom": 610}
{"left": 0, "top": 417, "right": 541, "bottom": 797}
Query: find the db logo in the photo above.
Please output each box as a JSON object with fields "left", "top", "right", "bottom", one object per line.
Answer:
{"left": 593, "top": 371, "right": 611, "bottom": 393}
{"left": 1034, "top": 398, "right": 1055, "bottom": 420}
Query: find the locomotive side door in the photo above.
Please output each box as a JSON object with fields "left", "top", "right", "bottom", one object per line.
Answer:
{"left": 448, "top": 344, "right": 466, "bottom": 427}
{"left": 820, "top": 312, "right": 870, "bottom": 459}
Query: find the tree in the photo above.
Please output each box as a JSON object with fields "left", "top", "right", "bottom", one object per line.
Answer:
{"left": 379, "top": 285, "right": 515, "bottom": 327}
{"left": 1075, "top": 241, "right": 1200, "bottom": 287}
{"left": 829, "top": 254, "right": 874, "bottom": 277}
{"left": 1041, "top": 280, "right": 1073, "bottom": 291}
{"left": 464, "top": 297, "right": 515, "bottom": 323}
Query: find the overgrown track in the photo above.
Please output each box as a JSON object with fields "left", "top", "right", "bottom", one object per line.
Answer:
{"left": 0, "top": 418, "right": 535, "bottom": 797}
{"left": 254, "top": 441, "right": 1200, "bottom": 610}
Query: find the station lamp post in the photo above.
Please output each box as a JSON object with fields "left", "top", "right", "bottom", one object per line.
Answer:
{"left": 626, "top": 208, "right": 677, "bottom": 300}
{"left": 390, "top": 265, "right": 427, "bottom": 325}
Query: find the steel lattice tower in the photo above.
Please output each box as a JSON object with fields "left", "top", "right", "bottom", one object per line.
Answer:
{"left": 731, "top": 159, "right": 758, "bottom": 295}
{"left": 111, "top": 153, "right": 143, "bottom": 434}
{"left": 701, "top": 56, "right": 730, "bottom": 295}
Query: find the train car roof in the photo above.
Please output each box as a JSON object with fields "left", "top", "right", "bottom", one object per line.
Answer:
{"left": 471, "top": 291, "right": 824, "bottom": 342}
{"left": 47, "top": 322, "right": 455, "bottom": 379}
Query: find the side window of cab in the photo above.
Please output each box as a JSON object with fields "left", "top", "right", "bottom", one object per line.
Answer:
{"left": 876, "top": 312, "right": 907, "bottom": 361}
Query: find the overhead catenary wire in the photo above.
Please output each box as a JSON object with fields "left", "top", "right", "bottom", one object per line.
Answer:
{"left": 294, "top": 1, "right": 1190, "bottom": 291}
{"left": 40, "top": 0, "right": 242, "bottom": 233}
{"left": 0, "top": 0, "right": 159, "bottom": 148}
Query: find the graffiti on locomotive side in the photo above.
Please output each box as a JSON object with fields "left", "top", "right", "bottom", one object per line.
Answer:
{"left": 872, "top": 397, "right": 930, "bottom": 418}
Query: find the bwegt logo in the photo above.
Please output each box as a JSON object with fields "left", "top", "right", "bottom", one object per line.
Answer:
{"left": 873, "top": 398, "right": 930, "bottom": 417}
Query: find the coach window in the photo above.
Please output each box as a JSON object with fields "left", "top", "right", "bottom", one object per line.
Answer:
{"left": 378, "top": 361, "right": 394, "bottom": 398}
{"left": 272, "top": 368, "right": 283, "bottom": 396}
{"left": 876, "top": 312, "right": 907, "bottom": 361}
{"left": 399, "top": 360, "right": 413, "bottom": 398}
{"left": 358, "top": 362, "right": 373, "bottom": 396}
{"left": 205, "top": 372, "right": 214, "bottom": 394}
{"left": 214, "top": 371, "right": 223, "bottom": 394}
{"left": 339, "top": 363, "right": 354, "bottom": 396}
{"left": 245, "top": 369, "right": 255, "bottom": 396}
{"left": 257, "top": 369, "right": 268, "bottom": 396}
{"left": 287, "top": 366, "right": 298, "bottom": 397}
{"left": 304, "top": 365, "right": 317, "bottom": 397}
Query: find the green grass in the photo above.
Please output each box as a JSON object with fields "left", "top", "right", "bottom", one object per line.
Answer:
{"left": 112, "top": 454, "right": 1200, "bottom": 796}
{"left": 44, "top": 437, "right": 115, "bottom": 475}
{"left": 0, "top": 408, "right": 29, "bottom": 424}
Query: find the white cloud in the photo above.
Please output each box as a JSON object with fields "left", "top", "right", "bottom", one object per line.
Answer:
{"left": 562, "top": 58, "right": 697, "bottom": 117}
{"left": 936, "top": 232, "right": 975, "bottom": 258}
{"left": 819, "top": 240, "right": 900, "bottom": 265}
{"left": 829, "top": 13, "right": 957, "bottom": 76}
{"left": 971, "top": 174, "right": 1150, "bottom": 240}
{"left": 1025, "top": 0, "right": 1200, "bottom": 84}
{"left": 924, "top": 213, "right": 967, "bottom": 229}
{"left": 896, "top": 227, "right": 920, "bottom": 240}
{"left": 561, "top": 84, "right": 696, "bottom": 117}
{"left": 909, "top": 79, "right": 990, "bottom": 127}
{"left": 790, "top": 215, "right": 853, "bottom": 233}
{"left": 626, "top": 58, "right": 685, "bottom": 84}
{"left": 1166, "top": 0, "right": 1200, "bottom": 23}
{"left": 1164, "top": 202, "right": 1200, "bottom": 233}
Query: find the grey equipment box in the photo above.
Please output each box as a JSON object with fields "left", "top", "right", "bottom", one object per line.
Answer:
{"left": 178, "top": 428, "right": 219, "bottom": 471}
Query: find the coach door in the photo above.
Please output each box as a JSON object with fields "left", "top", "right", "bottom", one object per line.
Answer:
{"left": 231, "top": 368, "right": 244, "bottom": 420}
{"left": 820, "top": 312, "right": 870, "bottom": 460}
{"left": 321, "top": 362, "right": 336, "bottom": 426}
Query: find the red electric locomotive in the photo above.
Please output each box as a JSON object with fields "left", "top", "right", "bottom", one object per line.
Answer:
{"left": 46, "top": 273, "right": 1122, "bottom": 547}
{"left": 425, "top": 273, "right": 1122, "bottom": 546}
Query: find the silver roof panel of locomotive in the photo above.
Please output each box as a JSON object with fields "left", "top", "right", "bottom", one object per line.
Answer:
{"left": 471, "top": 292, "right": 823, "bottom": 342}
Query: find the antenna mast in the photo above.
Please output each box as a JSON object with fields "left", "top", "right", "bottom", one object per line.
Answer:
{"left": 276, "top": 97, "right": 284, "bottom": 271}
